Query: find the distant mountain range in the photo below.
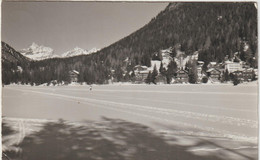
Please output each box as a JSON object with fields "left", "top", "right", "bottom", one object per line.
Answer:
{"left": 19, "top": 43, "right": 58, "bottom": 61}
{"left": 19, "top": 42, "right": 99, "bottom": 60}
{"left": 2, "top": 2, "right": 258, "bottom": 85}
{"left": 61, "top": 47, "right": 99, "bottom": 58}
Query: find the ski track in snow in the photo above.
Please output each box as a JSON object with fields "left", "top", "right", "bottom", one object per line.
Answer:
{"left": 7, "top": 87, "right": 258, "bottom": 143}
{"left": 9, "top": 87, "right": 258, "bottom": 128}
{"left": 17, "top": 86, "right": 256, "bottom": 113}
{"left": 77, "top": 90, "right": 255, "bottom": 113}
{"left": 94, "top": 89, "right": 257, "bottom": 96}
{"left": 189, "top": 146, "right": 258, "bottom": 152}
{"left": 23, "top": 87, "right": 257, "bottom": 96}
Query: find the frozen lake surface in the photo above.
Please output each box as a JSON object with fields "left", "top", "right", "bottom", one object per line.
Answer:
{"left": 2, "top": 84, "right": 258, "bottom": 160}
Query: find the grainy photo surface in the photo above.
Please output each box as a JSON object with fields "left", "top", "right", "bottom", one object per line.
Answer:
{"left": 1, "top": 1, "right": 258, "bottom": 160}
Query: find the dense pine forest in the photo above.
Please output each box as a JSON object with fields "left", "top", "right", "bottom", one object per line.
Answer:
{"left": 2, "top": 2, "right": 258, "bottom": 85}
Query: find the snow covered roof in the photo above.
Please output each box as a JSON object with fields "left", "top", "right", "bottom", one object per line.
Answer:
{"left": 139, "top": 70, "right": 150, "bottom": 74}
{"left": 209, "top": 62, "right": 217, "bottom": 65}
{"left": 243, "top": 68, "right": 254, "bottom": 71}
{"left": 72, "top": 70, "right": 79, "bottom": 74}
{"left": 176, "top": 69, "right": 188, "bottom": 74}
{"left": 134, "top": 65, "right": 148, "bottom": 69}
{"left": 206, "top": 68, "right": 220, "bottom": 72}
{"left": 224, "top": 60, "right": 233, "bottom": 64}
{"left": 161, "top": 48, "right": 172, "bottom": 54}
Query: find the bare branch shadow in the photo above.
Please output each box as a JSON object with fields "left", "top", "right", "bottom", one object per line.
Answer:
{"left": 3, "top": 117, "right": 254, "bottom": 160}
{"left": 2, "top": 122, "right": 15, "bottom": 137}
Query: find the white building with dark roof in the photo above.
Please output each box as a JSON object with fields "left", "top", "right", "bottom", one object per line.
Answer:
{"left": 224, "top": 61, "right": 243, "bottom": 73}
{"left": 69, "top": 70, "right": 79, "bottom": 82}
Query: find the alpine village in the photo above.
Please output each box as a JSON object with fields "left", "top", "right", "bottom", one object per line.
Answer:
{"left": 2, "top": 3, "right": 258, "bottom": 86}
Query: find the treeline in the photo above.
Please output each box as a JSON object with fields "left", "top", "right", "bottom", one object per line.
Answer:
{"left": 2, "top": 55, "right": 112, "bottom": 85}
{"left": 2, "top": 2, "right": 258, "bottom": 85}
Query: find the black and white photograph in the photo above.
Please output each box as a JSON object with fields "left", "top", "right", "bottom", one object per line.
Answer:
{"left": 1, "top": 1, "right": 258, "bottom": 160}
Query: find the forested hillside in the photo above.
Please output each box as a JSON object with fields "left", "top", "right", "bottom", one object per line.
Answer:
{"left": 2, "top": 42, "right": 31, "bottom": 84}
{"left": 2, "top": 2, "right": 257, "bottom": 85}
{"left": 97, "top": 2, "right": 257, "bottom": 67}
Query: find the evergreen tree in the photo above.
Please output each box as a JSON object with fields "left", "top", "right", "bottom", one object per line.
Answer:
{"left": 170, "top": 48, "right": 177, "bottom": 58}
{"left": 202, "top": 77, "right": 208, "bottom": 83}
{"left": 233, "top": 75, "right": 240, "bottom": 85}
{"left": 114, "top": 66, "right": 124, "bottom": 82}
{"left": 145, "top": 71, "right": 152, "bottom": 84}
{"left": 124, "top": 72, "right": 130, "bottom": 82}
{"left": 151, "top": 65, "right": 158, "bottom": 84}
{"left": 166, "top": 60, "right": 177, "bottom": 84}
{"left": 188, "top": 61, "right": 198, "bottom": 84}
{"left": 130, "top": 70, "right": 136, "bottom": 82}
{"left": 131, "top": 70, "right": 136, "bottom": 77}
{"left": 159, "top": 61, "right": 167, "bottom": 76}
{"left": 223, "top": 69, "right": 230, "bottom": 82}
{"left": 252, "top": 70, "right": 257, "bottom": 81}
{"left": 245, "top": 47, "right": 254, "bottom": 66}
{"left": 229, "top": 73, "right": 235, "bottom": 81}
{"left": 141, "top": 54, "right": 151, "bottom": 67}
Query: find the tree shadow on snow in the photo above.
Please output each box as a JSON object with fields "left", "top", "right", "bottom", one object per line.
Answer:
{"left": 3, "top": 117, "right": 246, "bottom": 160}
{"left": 2, "top": 122, "right": 16, "bottom": 137}
{"left": 2, "top": 122, "right": 17, "bottom": 160}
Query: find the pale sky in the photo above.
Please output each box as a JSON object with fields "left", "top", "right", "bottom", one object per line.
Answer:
{"left": 2, "top": 1, "right": 168, "bottom": 54}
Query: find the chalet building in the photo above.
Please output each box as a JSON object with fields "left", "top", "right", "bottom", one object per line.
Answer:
{"left": 197, "top": 61, "right": 204, "bottom": 67}
{"left": 134, "top": 65, "right": 148, "bottom": 72}
{"left": 224, "top": 61, "right": 243, "bottom": 73}
{"left": 174, "top": 50, "right": 186, "bottom": 70}
{"left": 206, "top": 68, "right": 221, "bottom": 82}
{"left": 198, "top": 72, "right": 207, "bottom": 82}
{"left": 207, "top": 62, "right": 217, "bottom": 69}
{"left": 242, "top": 63, "right": 251, "bottom": 69}
{"left": 191, "top": 51, "right": 199, "bottom": 60}
{"left": 175, "top": 69, "right": 189, "bottom": 83}
{"left": 254, "top": 69, "right": 258, "bottom": 79}
{"left": 69, "top": 70, "right": 79, "bottom": 82}
{"left": 161, "top": 48, "right": 173, "bottom": 59}
{"left": 233, "top": 70, "right": 243, "bottom": 81}
{"left": 242, "top": 68, "right": 255, "bottom": 81}
{"left": 133, "top": 65, "right": 149, "bottom": 82}
{"left": 207, "top": 62, "right": 224, "bottom": 70}
{"left": 136, "top": 70, "right": 149, "bottom": 82}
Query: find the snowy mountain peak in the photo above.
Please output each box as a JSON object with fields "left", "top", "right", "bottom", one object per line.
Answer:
{"left": 30, "top": 42, "right": 39, "bottom": 50}
{"left": 20, "top": 43, "right": 100, "bottom": 60}
{"left": 88, "top": 48, "right": 99, "bottom": 53}
{"left": 20, "top": 43, "right": 58, "bottom": 61}
{"left": 74, "top": 46, "right": 82, "bottom": 50}
{"left": 61, "top": 47, "right": 99, "bottom": 58}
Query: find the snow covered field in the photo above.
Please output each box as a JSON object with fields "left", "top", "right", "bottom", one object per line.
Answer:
{"left": 2, "top": 83, "right": 258, "bottom": 160}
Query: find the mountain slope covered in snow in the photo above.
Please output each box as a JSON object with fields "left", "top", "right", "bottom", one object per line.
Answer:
{"left": 20, "top": 43, "right": 59, "bottom": 61}
{"left": 61, "top": 47, "right": 99, "bottom": 58}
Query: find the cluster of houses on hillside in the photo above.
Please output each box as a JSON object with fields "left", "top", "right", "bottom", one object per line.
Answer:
{"left": 130, "top": 50, "right": 258, "bottom": 84}
{"left": 68, "top": 49, "right": 257, "bottom": 84}
{"left": 205, "top": 61, "right": 257, "bottom": 83}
